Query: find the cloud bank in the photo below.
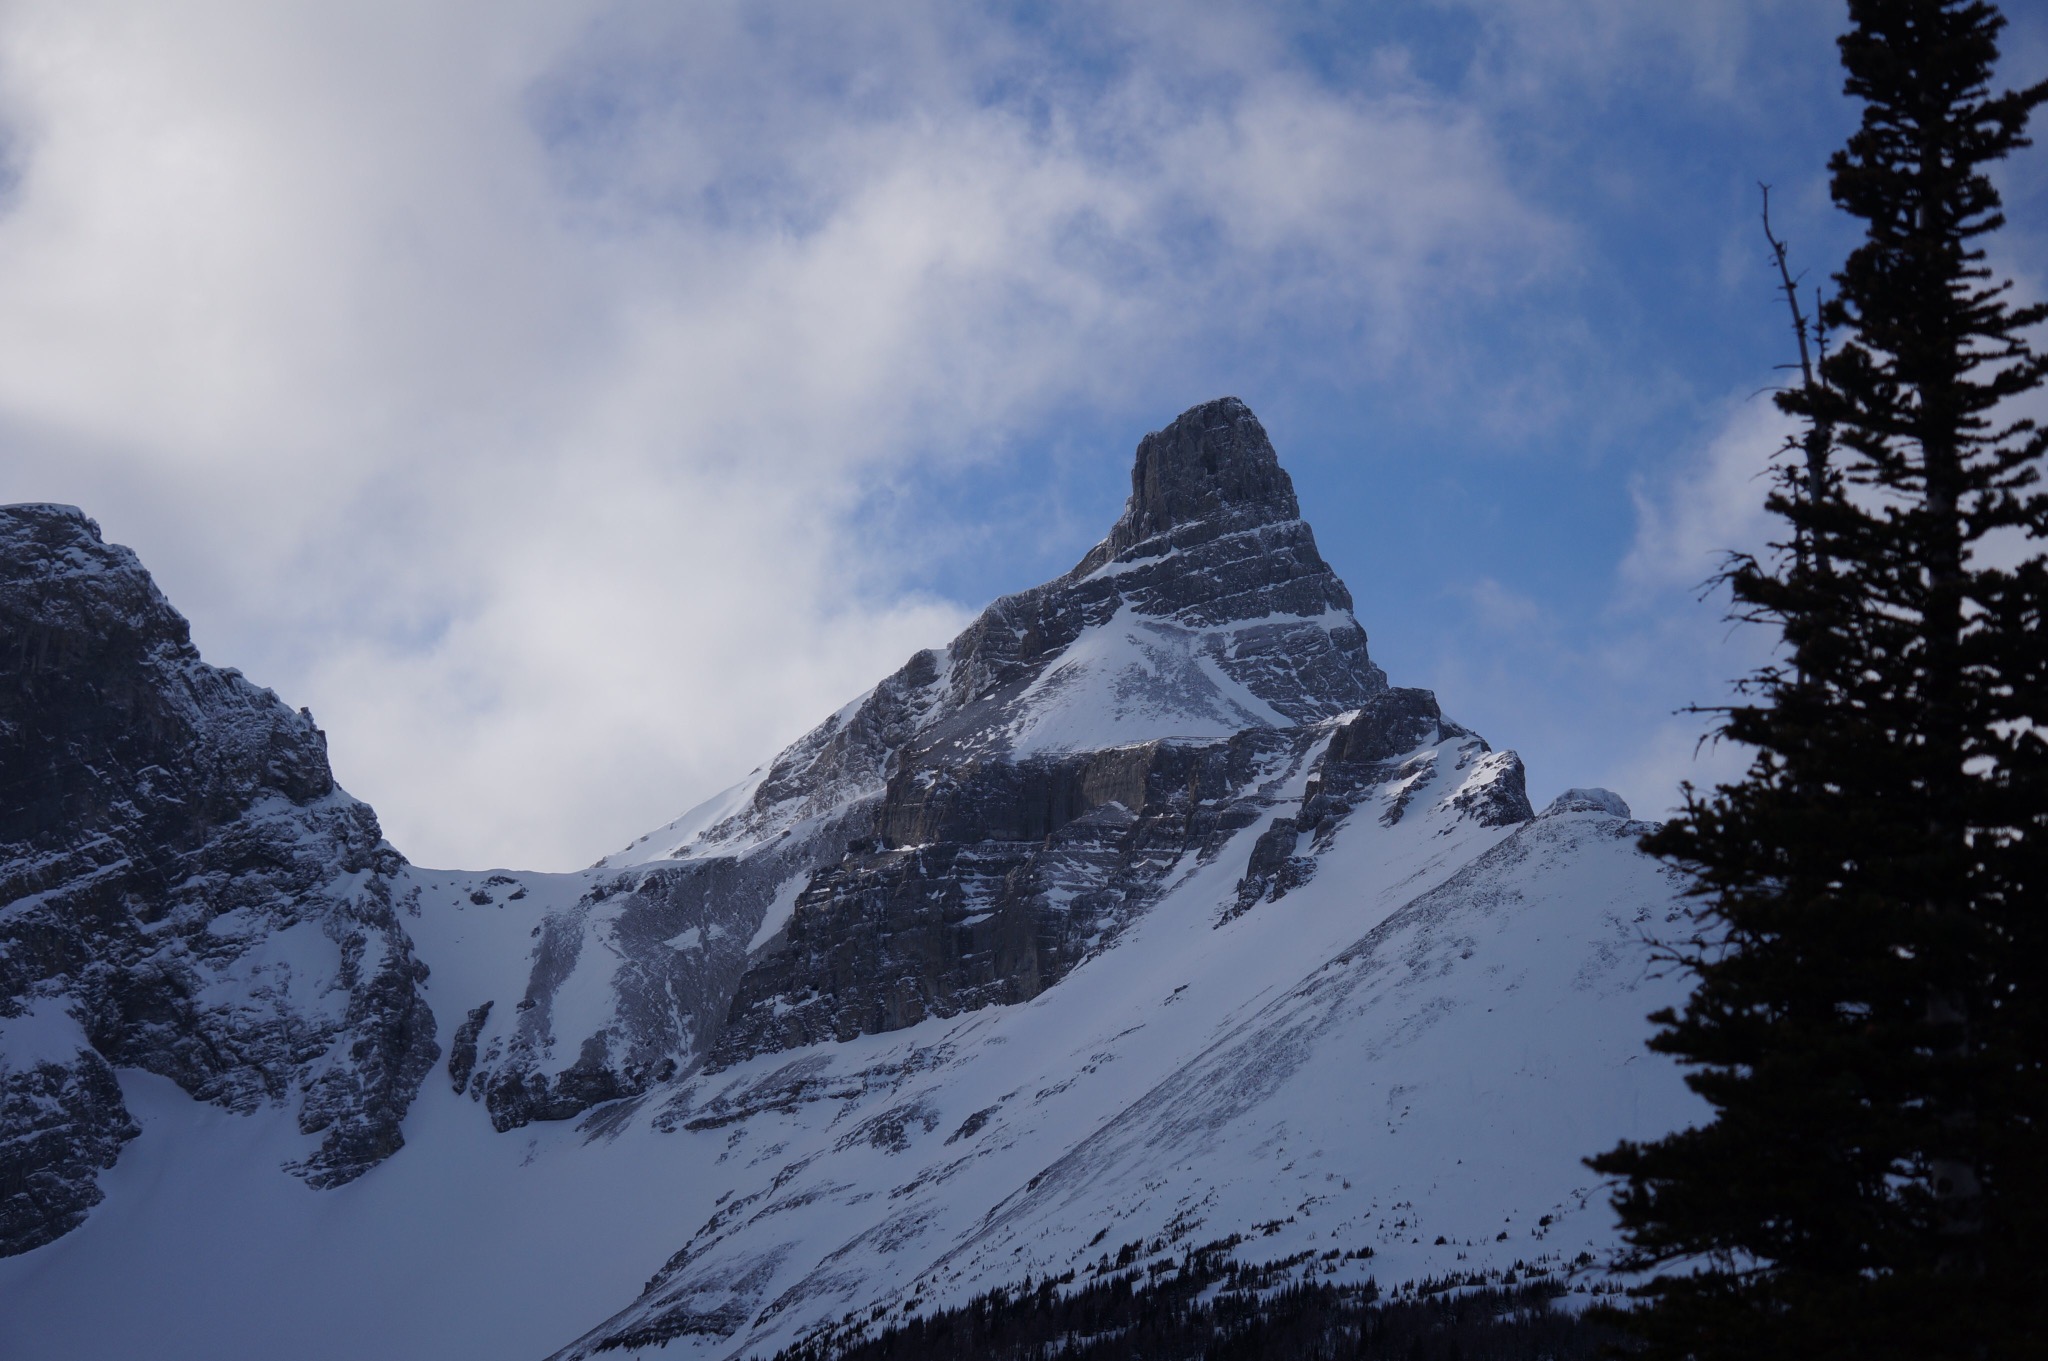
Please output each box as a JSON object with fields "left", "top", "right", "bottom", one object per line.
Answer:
{"left": 0, "top": 1, "right": 1553, "bottom": 867}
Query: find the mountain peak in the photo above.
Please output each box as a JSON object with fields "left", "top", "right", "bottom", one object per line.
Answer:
{"left": 1069, "top": 398, "right": 1303, "bottom": 580}
{"left": 1110, "top": 397, "right": 1298, "bottom": 555}
{"left": 622, "top": 397, "right": 1389, "bottom": 867}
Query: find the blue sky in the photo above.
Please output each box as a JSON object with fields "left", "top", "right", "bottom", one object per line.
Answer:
{"left": 3, "top": 1, "right": 2045, "bottom": 868}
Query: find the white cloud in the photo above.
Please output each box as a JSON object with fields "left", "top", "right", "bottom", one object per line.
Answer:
{"left": 1596, "top": 718, "right": 1753, "bottom": 822}
{"left": 1443, "top": 0, "right": 1776, "bottom": 104}
{"left": 0, "top": 0, "right": 1555, "bottom": 868}
{"left": 1619, "top": 393, "right": 1791, "bottom": 602}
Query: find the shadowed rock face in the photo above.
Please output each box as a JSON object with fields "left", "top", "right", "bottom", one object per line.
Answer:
{"left": 458, "top": 852, "right": 823, "bottom": 1133}
{"left": 0, "top": 1044, "right": 135, "bottom": 1257}
{"left": 1096, "top": 395, "right": 1304, "bottom": 561}
{"left": 0, "top": 505, "right": 438, "bottom": 1255}
{"left": 709, "top": 730, "right": 1308, "bottom": 1066}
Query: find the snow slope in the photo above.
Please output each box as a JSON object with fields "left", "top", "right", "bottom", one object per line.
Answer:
{"left": 546, "top": 760, "right": 1696, "bottom": 1358}
{"left": 0, "top": 762, "right": 1698, "bottom": 1361}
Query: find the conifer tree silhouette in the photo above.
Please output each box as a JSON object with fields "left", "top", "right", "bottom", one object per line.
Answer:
{"left": 1592, "top": 4, "right": 2048, "bottom": 1356}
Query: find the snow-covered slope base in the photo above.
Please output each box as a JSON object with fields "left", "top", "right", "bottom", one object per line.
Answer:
{"left": 0, "top": 796, "right": 1696, "bottom": 1361}
{"left": 549, "top": 794, "right": 1697, "bottom": 1359}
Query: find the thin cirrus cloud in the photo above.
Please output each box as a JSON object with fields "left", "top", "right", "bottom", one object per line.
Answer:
{"left": 0, "top": 0, "right": 1558, "bottom": 869}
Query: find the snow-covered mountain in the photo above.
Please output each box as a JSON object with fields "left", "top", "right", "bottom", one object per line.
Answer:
{"left": 0, "top": 399, "right": 1701, "bottom": 1360}
{"left": 0, "top": 504, "right": 437, "bottom": 1250}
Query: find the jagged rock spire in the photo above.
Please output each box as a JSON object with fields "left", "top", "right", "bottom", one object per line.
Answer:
{"left": 643, "top": 395, "right": 1388, "bottom": 867}
{"left": 1108, "top": 397, "right": 1298, "bottom": 555}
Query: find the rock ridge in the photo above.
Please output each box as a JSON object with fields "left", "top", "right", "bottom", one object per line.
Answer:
{"left": 653, "top": 397, "right": 1385, "bottom": 871}
{"left": 0, "top": 504, "right": 438, "bottom": 1255}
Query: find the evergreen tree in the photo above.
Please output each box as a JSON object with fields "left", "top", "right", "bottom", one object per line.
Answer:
{"left": 1591, "top": 3, "right": 2048, "bottom": 1357}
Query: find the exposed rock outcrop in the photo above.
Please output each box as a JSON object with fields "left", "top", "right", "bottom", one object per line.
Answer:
{"left": 460, "top": 855, "right": 799, "bottom": 1131}
{"left": 1541, "top": 787, "right": 1632, "bottom": 818}
{"left": 626, "top": 398, "right": 1383, "bottom": 869}
{"left": 465, "top": 398, "right": 1408, "bottom": 1121}
{"left": 0, "top": 1018, "right": 135, "bottom": 1255}
{"left": 709, "top": 731, "right": 1306, "bottom": 1065}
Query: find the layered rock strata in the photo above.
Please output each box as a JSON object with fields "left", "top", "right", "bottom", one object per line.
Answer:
{"left": 709, "top": 730, "right": 1306, "bottom": 1065}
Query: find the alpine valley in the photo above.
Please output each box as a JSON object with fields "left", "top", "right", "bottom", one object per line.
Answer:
{"left": 0, "top": 399, "right": 1700, "bottom": 1359}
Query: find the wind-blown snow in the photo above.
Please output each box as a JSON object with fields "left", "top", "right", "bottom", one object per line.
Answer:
{"left": 1001, "top": 609, "right": 1294, "bottom": 756}
{"left": 747, "top": 872, "right": 809, "bottom": 954}
{"left": 0, "top": 999, "right": 91, "bottom": 1069}
{"left": 608, "top": 771, "right": 767, "bottom": 868}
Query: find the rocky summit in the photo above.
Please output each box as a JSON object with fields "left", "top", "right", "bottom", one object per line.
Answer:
{"left": 0, "top": 400, "right": 1694, "bottom": 1361}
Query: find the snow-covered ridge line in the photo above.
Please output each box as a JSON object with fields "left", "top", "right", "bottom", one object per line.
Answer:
{"left": 542, "top": 748, "right": 1676, "bottom": 1361}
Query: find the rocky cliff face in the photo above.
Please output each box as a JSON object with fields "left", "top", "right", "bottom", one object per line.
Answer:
{"left": 708, "top": 731, "right": 1298, "bottom": 1064}
{"left": 448, "top": 852, "right": 811, "bottom": 1132}
{"left": 619, "top": 398, "right": 1380, "bottom": 870}
{"left": 691, "top": 399, "right": 1504, "bottom": 1068}
{"left": 0, "top": 506, "right": 437, "bottom": 1256}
